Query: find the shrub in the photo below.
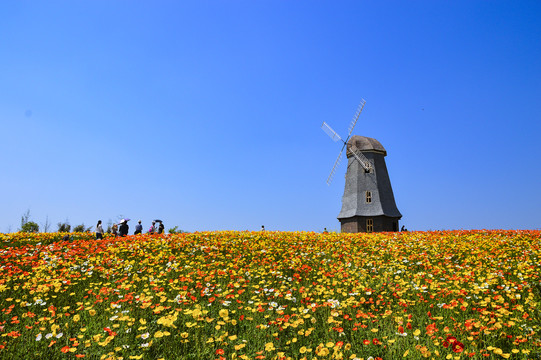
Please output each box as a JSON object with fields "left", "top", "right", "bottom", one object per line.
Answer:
{"left": 20, "top": 209, "right": 39, "bottom": 232}
{"left": 21, "top": 221, "right": 39, "bottom": 233}
{"left": 73, "top": 224, "right": 91, "bottom": 233}
{"left": 168, "top": 226, "right": 183, "bottom": 234}
{"left": 57, "top": 221, "right": 71, "bottom": 232}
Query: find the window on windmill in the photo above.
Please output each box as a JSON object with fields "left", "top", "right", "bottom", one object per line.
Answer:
{"left": 366, "top": 219, "right": 373, "bottom": 232}
{"left": 365, "top": 191, "right": 372, "bottom": 203}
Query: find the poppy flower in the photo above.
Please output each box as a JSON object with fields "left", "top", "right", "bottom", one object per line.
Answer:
{"left": 444, "top": 336, "right": 464, "bottom": 353}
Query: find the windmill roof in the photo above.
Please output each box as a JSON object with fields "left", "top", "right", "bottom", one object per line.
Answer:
{"left": 347, "top": 135, "right": 387, "bottom": 156}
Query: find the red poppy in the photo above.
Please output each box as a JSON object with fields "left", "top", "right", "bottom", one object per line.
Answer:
{"left": 426, "top": 323, "right": 437, "bottom": 335}
{"left": 444, "top": 335, "right": 464, "bottom": 353}
{"left": 452, "top": 340, "right": 465, "bottom": 353}
{"left": 215, "top": 349, "right": 225, "bottom": 355}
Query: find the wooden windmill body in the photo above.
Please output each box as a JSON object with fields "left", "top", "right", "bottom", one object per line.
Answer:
{"left": 322, "top": 100, "right": 402, "bottom": 233}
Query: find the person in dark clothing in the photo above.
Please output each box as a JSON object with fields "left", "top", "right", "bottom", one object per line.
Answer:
{"left": 157, "top": 222, "right": 164, "bottom": 234}
{"left": 119, "top": 219, "right": 129, "bottom": 237}
{"left": 134, "top": 220, "right": 143, "bottom": 235}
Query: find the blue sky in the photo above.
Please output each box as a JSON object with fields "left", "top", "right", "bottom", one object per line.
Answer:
{"left": 1, "top": 1, "right": 540, "bottom": 232}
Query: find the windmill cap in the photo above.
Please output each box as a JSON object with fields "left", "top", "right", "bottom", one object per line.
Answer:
{"left": 347, "top": 135, "right": 387, "bottom": 156}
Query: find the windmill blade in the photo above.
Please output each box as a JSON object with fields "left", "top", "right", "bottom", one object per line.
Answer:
{"left": 347, "top": 99, "right": 366, "bottom": 137}
{"left": 321, "top": 122, "right": 343, "bottom": 143}
{"left": 349, "top": 143, "right": 373, "bottom": 172}
{"left": 326, "top": 147, "right": 344, "bottom": 185}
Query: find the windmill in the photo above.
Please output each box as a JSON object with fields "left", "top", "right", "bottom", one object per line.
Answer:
{"left": 322, "top": 99, "right": 402, "bottom": 233}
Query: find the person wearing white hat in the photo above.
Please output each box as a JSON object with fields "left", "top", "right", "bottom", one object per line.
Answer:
{"left": 119, "top": 219, "right": 129, "bottom": 237}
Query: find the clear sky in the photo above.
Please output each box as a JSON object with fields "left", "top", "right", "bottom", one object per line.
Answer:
{"left": 1, "top": 1, "right": 540, "bottom": 233}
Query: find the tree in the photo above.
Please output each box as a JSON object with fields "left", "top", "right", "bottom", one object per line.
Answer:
{"left": 21, "top": 221, "right": 39, "bottom": 233}
{"left": 168, "top": 226, "right": 184, "bottom": 234}
{"left": 20, "top": 209, "right": 39, "bottom": 233}
{"left": 57, "top": 220, "right": 71, "bottom": 232}
{"left": 41, "top": 215, "right": 51, "bottom": 233}
{"left": 73, "top": 224, "right": 91, "bottom": 232}
{"left": 20, "top": 209, "right": 30, "bottom": 229}
{"left": 106, "top": 219, "right": 113, "bottom": 233}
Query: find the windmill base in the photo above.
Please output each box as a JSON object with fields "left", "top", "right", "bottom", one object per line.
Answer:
{"left": 339, "top": 216, "right": 400, "bottom": 233}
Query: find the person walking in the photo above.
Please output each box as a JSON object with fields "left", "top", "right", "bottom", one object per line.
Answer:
{"left": 96, "top": 220, "right": 104, "bottom": 240}
{"left": 157, "top": 221, "right": 164, "bottom": 234}
{"left": 134, "top": 220, "right": 143, "bottom": 235}
{"left": 111, "top": 223, "right": 118, "bottom": 237}
{"left": 149, "top": 221, "right": 156, "bottom": 234}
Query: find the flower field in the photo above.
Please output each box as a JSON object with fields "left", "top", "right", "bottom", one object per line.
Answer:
{"left": 0, "top": 230, "right": 540, "bottom": 360}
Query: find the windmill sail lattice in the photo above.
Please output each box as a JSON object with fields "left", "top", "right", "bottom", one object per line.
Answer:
{"left": 326, "top": 149, "right": 343, "bottom": 185}
{"left": 349, "top": 143, "right": 372, "bottom": 172}
{"left": 321, "top": 99, "right": 366, "bottom": 185}
{"left": 347, "top": 99, "right": 366, "bottom": 136}
{"left": 321, "top": 122, "right": 343, "bottom": 143}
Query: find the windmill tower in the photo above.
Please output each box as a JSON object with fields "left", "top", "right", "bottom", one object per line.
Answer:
{"left": 322, "top": 100, "right": 402, "bottom": 233}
